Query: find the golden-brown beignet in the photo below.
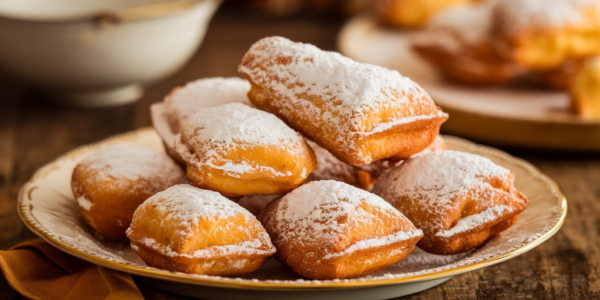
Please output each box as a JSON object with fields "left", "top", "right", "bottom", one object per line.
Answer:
{"left": 174, "top": 102, "right": 317, "bottom": 197}
{"left": 71, "top": 145, "right": 188, "bottom": 240}
{"left": 259, "top": 180, "right": 423, "bottom": 279}
{"left": 413, "top": 2, "right": 521, "bottom": 86}
{"left": 151, "top": 77, "right": 251, "bottom": 164}
{"left": 127, "top": 184, "right": 276, "bottom": 276}
{"left": 375, "top": 0, "right": 481, "bottom": 28}
{"left": 493, "top": 0, "right": 600, "bottom": 71}
{"left": 373, "top": 150, "right": 529, "bottom": 255}
{"left": 570, "top": 57, "right": 600, "bottom": 119}
{"left": 239, "top": 36, "right": 448, "bottom": 166}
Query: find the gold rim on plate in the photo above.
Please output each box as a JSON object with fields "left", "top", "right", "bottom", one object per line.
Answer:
{"left": 17, "top": 127, "right": 567, "bottom": 290}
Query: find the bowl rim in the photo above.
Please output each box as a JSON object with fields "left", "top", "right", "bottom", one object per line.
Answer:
{"left": 0, "top": 0, "right": 216, "bottom": 24}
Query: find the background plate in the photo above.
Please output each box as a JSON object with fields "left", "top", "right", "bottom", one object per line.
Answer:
{"left": 338, "top": 14, "right": 600, "bottom": 151}
{"left": 18, "top": 127, "right": 566, "bottom": 300}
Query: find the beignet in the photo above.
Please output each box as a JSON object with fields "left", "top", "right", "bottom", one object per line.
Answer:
{"left": 174, "top": 102, "right": 317, "bottom": 197}
{"left": 570, "top": 56, "right": 600, "bottom": 119}
{"left": 373, "top": 151, "right": 529, "bottom": 255}
{"left": 492, "top": 0, "right": 600, "bottom": 71}
{"left": 126, "top": 184, "right": 276, "bottom": 276}
{"left": 259, "top": 180, "right": 423, "bottom": 279}
{"left": 413, "top": 1, "right": 521, "bottom": 86}
{"left": 239, "top": 36, "right": 448, "bottom": 166}
{"left": 71, "top": 145, "right": 188, "bottom": 240}
{"left": 150, "top": 77, "right": 251, "bottom": 164}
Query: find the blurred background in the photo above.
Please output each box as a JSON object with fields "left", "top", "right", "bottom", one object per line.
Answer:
{"left": 1, "top": 0, "right": 600, "bottom": 299}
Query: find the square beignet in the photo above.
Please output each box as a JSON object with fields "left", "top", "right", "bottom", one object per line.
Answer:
{"left": 71, "top": 145, "right": 188, "bottom": 240}
{"left": 174, "top": 103, "right": 317, "bottom": 197}
{"left": 373, "top": 150, "right": 529, "bottom": 255}
{"left": 126, "top": 184, "right": 276, "bottom": 276}
{"left": 259, "top": 180, "right": 423, "bottom": 279}
{"left": 150, "top": 77, "right": 251, "bottom": 164}
{"left": 239, "top": 36, "right": 448, "bottom": 166}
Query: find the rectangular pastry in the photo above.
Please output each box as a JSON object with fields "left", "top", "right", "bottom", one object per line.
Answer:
{"left": 239, "top": 36, "right": 448, "bottom": 166}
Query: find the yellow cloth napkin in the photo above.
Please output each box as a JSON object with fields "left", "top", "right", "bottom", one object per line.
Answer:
{"left": 0, "top": 239, "right": 185, "bottom": 300}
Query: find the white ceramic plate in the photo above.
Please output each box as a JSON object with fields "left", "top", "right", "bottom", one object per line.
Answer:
{"left": 338, "top": 14, "right": 600, "bottom": 151}
{"left": 18, "top": 127, "right": 566, "bottom": 300}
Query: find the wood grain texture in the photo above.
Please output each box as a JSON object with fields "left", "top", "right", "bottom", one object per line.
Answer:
{"left": 0, "top": 6, "right": 598, "bottom": 300}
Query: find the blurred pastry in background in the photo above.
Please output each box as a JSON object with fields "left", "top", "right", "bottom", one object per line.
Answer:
{"left": 151, "top": 77, "right": 251, "bottom": 164}
{"left": 174, "top": 103, "right": 317, "bottom": 197}
{"left": 492, "top": 0, "right": 600, "bottom": 71}
{"left": 413, "top": 1, "right": 521, "bottom": 86}
{"left": 530, "top": 60, "right": 585, "bottom": 90}
{"left": 375, "top": 0, "right": 481, "bottom": 28}
{"left": 239, "top": 36, "right": 448, "bottom": 166}
{"left": 570, "top": 57, "right": 600, "bottom": 119}
{"left": 71, "top": 145, "right": 188, "bottom": 240}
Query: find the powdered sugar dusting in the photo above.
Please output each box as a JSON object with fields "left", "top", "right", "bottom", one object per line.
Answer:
{"left": 274, "top": 180, "right": 422, "bottom": 256}
{"left": 77, "top": 196, "right": 92, "bottom": 211}
{"left": 130, "top": 184, "right": 275, "bottom": 258}
{"left": 76, "top": 145, "right": 187, "bottom": 195}
{"left": 436, "top": 205, "right": 512, "bottom": 238}
{"left": 322, "top": 230, "right": 422, "bottom": 260}
{"left": 494, "top": 0, "right": 600, "bottom": 35}
{"left": 239, "top": 36, "right": 445, "bottom": 157}
{"left": 164, "top": 77, "right": 251, "bottom": 133}
{"left": 138, "top": 184, "right": 251, "bottom": 224}
{"left": 177, "top": 103, "right": 307, "bottom": 177}
{"left": 372, "top": 151, "right": 512, "bottom": 236}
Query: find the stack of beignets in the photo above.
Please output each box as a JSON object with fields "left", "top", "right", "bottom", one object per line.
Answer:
{"left": 71, "top": 145, "right": 188, "bottom": 240}
{"left": 127, "top": 184, "right": 276, "bottom": 276}
{"left": 69, "top": 35, "right": 532, "bottom": 280}
{"left": 373, "top": 151, "right": 529, "bottom": 254}
{"left": 174, "top": 102, "right": 317, "bottom": 197}
{"left": 239, "top": 36, "right": 448, "bottom": 166}
{"left": 151, "top": 77, "right": 251, "bottom": 164}
{"left": 259, "top": 180, "right": 423, "bottom": 279}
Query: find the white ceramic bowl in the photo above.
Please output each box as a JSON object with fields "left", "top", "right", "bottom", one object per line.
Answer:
{"left": 0, "top": 0, "right": 222, "bottom": 107}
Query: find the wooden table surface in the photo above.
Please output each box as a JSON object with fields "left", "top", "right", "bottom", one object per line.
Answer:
{"left": 1, "top": 7, "right": 599, "bottom": 300}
